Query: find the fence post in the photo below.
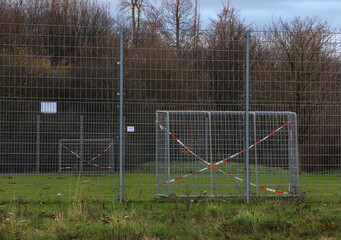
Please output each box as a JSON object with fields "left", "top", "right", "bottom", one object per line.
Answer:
{"left": 36, "top": 115, "right": 40, "bottom": 173}
{"left": 166, "top": 112, "right": 171, "bottom": 196}
{"left": 205, "top": 114, "right": 209, "bottom": 194}
{"left": 245, "top": 31, "right": 250, "bottom": 204}
{"left": 208, "top": 112, "right": 214, "bottom": 197}
{"left": 80, "top": 115, "right": 84, "bottom": 172}
{"left": 155, "top": 114, "right": 159, "bottom": 197}
{"left": 253, "top": 112, "right": 258, "bottom": 196}
{"left": 110, "top": 139, "right": 115, "bottom": 173}
{"left": 58, "top": 140, "right": 62, "bottom": 173}
{"left": 119, "top": 28, "right": 124, "bottom": 204}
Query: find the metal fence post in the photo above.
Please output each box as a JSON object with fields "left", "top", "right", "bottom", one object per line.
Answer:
{"left": 110, "top": 139, "right": 114, "bottom": 173}
{"left": 58, "top": 140, "right": 62, "bottom": 173}
{"left": 166, "top": 112, "right": 171, "bottom": 196}
{"left": 245, "top": 31, "right": 250, "bottom": 204}
{"left": 253, "top": 112, "right": 259, "bottom": 196}
{"left": 119, "top": 28, "right": 124, "bottom": 204}
{"left": 208, "top": 112, "right": 214, "bottom": 197}
{"left": 36, "top": 115, "right": 40, "bottom": 173}
{"left": 80, "top": 115, "right": 84, "bottom": 172}
{"left": 289, "top": 113, "right": 300, "bottom": 195}
{"left": 205, "top": 114, "right": 209, "bottom": 194}
{"left": 155, "top": 115, "right": 159, "bottom": 197}
{"left": 293, "top": 113, "right": 300, "bottom": 195}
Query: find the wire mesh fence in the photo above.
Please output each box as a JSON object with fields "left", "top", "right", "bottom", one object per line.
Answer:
{"left": 156, "top": 111, "right": 299, "bottom": 197}
{"left": 0, "top": 22, "right": 340, "bottom": 202}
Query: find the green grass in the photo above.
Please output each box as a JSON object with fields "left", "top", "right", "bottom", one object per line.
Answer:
{"left": 0, "top": 162, "right": 340, "bottom": 239}
{"left": 0, "top": 197, "right": 340, "bottom": 239}
{"left": 0, "top": 162, "right": 340, "bottom": 202}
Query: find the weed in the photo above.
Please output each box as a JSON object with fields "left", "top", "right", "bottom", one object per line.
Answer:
{"left": 0, "top": 198, "right": 339, "bottom": 239}
{"left": 258, "top": 215, "right": 281, "bottom": 232}
{"left": 229, "top": 209, "right": 260, "bottom": 234}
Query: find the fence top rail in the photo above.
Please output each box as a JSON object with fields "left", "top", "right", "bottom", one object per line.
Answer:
{"left": 156, "top": 110, "right": 296, "bottom": 115}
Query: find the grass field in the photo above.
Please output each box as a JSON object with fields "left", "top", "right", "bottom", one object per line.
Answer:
{"left": 0, "top": 164, "right": 340, "bottom": 239}
{"left": 0, "top": 197, "right": 340, "bottom": 239}
{"left": 0, "top": 162, "right": 339, "bottom": 202}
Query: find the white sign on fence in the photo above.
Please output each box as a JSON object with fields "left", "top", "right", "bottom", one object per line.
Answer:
{"left": 127, "top": 126, "right": 135, "bottom": 132}
{"left": 41, "top": 102, "right": 57, "bottom": 114}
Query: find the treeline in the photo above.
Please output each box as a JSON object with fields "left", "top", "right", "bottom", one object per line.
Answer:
{"left": 0, "top": 0, "right": 340, "bottom": 172}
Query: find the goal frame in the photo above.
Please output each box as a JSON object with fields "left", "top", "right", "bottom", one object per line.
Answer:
{"left": 156, "top": 111, "right": 299, "bottom": 198}
{"left": 58, "top": 139, "right": 114, "bottom": 173}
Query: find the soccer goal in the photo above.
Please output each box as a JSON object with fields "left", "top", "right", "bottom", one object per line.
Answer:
{"left": 58, "top": 139, "right": 115, "bottom": 173}
{"left": 156, "top": 111, "right": 299, "bottom": 198}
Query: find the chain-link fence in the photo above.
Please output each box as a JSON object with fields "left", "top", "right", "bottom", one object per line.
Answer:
{"left": 0, "top": 23, "right": 340, "bottom": 202}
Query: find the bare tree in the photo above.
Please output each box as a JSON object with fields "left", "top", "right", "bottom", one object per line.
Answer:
{"left": 144, "top": 4, "right": 164, "bottom": 36}
{"left": 264, "top": 17, "right": 334, "bottom": 127}
{"left": 192, "top": 0, "right": 200, "bottom": 48}
{"left": 25, "top": 0, "right": 114, "bottom": 64}
{"left": 119, "top": 0, "right": 147, "bottom": 43}
{"left": 252, "top": 17, "right": 339, "bottom": 171}
{"left": 0, "top": 0, "right": 26, "bottom": 23}
{"left": 162, "top": 0, "right": 193, "bottom": 49}
{"left": 205, "top": 1, "right": 246, "bottom": 110}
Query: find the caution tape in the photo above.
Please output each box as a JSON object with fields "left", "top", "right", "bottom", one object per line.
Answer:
{"left": 158, "top": 122, "right": 289, "bottom": 195}
{"left": 61, "top": 143, "right": 113, "bottom": 170}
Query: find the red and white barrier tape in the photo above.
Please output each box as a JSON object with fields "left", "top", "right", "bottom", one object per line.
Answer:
{"left": 158, "top": 122, "right": 289, "bottom": 195}
{"left": 61, "top": 143, "right": 113, "bottom": 170}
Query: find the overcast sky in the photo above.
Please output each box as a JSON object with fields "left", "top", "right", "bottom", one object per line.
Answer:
{"left": 108, "top": 0, "right": 341, "bottom": 30}
{"left": 204, "top": 0, "right": 341, "bottom": 29}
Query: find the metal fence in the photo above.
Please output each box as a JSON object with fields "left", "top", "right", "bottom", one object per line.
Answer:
{"left": 156, "top": 111, "right": 299, "bottom": 198}
{"left": 0, "top": 23, "right": 340, "bottom": 202}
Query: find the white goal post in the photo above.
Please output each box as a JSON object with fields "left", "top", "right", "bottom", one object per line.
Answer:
{"left": 156, "top": 111, "right": 299, "bottom": 198}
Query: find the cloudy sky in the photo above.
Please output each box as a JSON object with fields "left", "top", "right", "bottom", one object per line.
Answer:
{"left": 108, "top": 0, "right": 341, "bottom": 30}
{"left": 202, "top": 0, "right": 341, "bottom": 29}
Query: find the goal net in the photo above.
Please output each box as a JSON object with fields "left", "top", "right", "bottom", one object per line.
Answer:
{"left": 58, "top": 139, "right": 115, "bottom": 173}
{"left": 156, "top": 111, "right": 299, "bottom": 198}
